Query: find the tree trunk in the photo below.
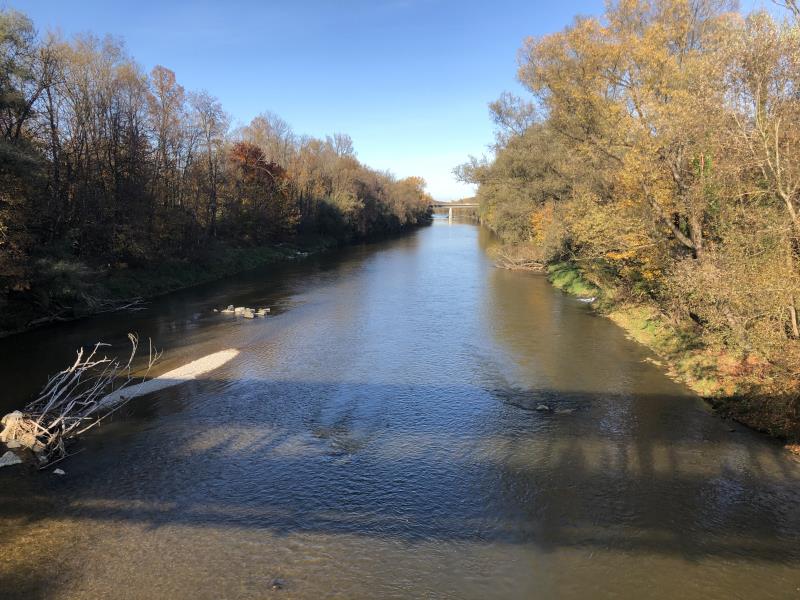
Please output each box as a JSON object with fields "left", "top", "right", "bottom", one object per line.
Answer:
{"left": 787, "top": 232, "right": 800, "bottom": 338}
{"left": 789, "top": 303, "right": 799, "bottom": 339}
{"left": 688, "top": 211, "right": 703, "bottom": 260}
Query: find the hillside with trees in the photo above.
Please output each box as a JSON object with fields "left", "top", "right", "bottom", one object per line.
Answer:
{"left": 0, "top": 9, "right": 432, "bottom": 333}
{"left": 459, "top": 0, "right": 800, "bottom": 439}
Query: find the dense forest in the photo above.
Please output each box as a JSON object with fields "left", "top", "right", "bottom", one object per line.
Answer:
{"left": 0, "top": 9, "right": 432, "bottom": 332}
{"left": 459, "top": 0, "right": 800, "bottom": 438}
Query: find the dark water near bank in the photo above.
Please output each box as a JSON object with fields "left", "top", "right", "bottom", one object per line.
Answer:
{"left": 1, "top": 220, "right": 799, "bottom": 599}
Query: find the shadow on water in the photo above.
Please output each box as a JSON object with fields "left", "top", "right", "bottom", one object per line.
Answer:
{"left": 1, "top": 379, "right": 798, "bottom": 572}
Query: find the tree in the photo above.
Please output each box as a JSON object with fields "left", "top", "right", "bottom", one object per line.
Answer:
{"left": 240, "top": 111, "right": 295, "bottom": 166}
{"left": 189, "top": 90, "right": 228, "bottom": 237}
{"left": 328, "top": 132, "right": 355, "bottom": 157}
{"left": 147, "top": 66, "right": 186, "bottom": 206}
{"left": 226, "top": 141, "right": 298, "bottom": 241}
{"left": 0, "top": 10, "right": 46, "bottom": 293}
{"left": 722, "top": 12, "right": 800, "bottom": 336}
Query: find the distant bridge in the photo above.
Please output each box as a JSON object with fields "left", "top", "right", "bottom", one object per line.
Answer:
{"left": 429, "top": 202, "right": 479, "bottom": 223}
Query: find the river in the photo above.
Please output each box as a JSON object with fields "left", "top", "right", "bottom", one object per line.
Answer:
{"left": 1, "top": 219, "right": 799, "bottom": 599}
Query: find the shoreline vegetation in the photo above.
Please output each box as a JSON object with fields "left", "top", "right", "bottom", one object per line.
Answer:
{"left": 0, "top": 235, "right": 333, "bottom": 337}
{"left": 545, "top": 261, "right": 799, "bottom": 448}
{"left": 0, "top": 9, "right": 433, "bottom": 338}
{"left": 461, "top": 1, "right": 800, "bottom": 444}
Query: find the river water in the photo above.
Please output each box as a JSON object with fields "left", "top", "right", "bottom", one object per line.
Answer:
{"left": 1, "top": 219, "right": 799, "bottom": 599}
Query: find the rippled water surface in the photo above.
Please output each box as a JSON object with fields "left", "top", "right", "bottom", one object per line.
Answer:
{"left": 1, "top": 220, "right": 799, "bottom": 599}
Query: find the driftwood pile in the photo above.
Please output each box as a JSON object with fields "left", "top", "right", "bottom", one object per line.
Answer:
{"left": 0, "top": 333, "right": 159, "bottom": 467}
{"left": 493, "top": 249, "right": 545, "bottom": 272}
{"left": 26, "top": 295, "right": 146, "bottom": 328}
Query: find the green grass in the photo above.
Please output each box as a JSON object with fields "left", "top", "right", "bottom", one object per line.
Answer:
{"left": 546, "top": 261, "right": 600, "bottom": 298}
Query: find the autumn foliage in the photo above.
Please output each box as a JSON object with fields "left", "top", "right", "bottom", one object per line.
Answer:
{"left": 460, "top": 0, "right": 800, "bottom": 437}
{"left": 0, "top": 9, "right": 432, "bottom": 329}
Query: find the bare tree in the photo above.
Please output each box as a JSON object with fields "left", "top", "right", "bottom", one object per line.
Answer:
{"left": 190, "top": 90, "right": 228, "bottom": 236}
{"left": 328, "top": 132, "right": 355, "bottom": 157}
{"left": 773, "top": 0, "right": 799, "bottom": 21}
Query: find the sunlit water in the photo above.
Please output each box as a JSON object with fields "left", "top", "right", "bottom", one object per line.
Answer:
{"left": 1, "top": 219, "right": 799, "bottom": 599}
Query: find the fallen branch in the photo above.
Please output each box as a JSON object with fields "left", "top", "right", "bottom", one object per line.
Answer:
{"left": 495, "top": 250, "right": 546, "bottom": 271}
{"left": 25, "top": 296, "right": 146, "bottom": 329}
{"left": 80, "top": 294, "right": 147, "bottom": 314}
{"left": 0, "top": 333, "right": 160, "bottom": 466}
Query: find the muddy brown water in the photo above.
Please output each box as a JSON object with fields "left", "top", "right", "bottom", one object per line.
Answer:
{"left": 1, "top": 219, "right": 799, "bottom": 599}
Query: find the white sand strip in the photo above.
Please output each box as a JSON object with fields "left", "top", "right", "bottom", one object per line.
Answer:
{"left": 92, "top": 349, "right": 240, "bottom": 413}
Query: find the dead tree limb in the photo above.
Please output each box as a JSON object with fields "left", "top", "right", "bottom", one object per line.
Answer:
{"left": 0, "top": 333, "right": 160, "bottom": 467}
{"left": 495, "top": 250, "right": 546, "bottom": 271}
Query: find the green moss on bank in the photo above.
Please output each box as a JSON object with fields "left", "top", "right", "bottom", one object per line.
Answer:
{"left": 547, "top": 262, "right": 600, "bottom": 298}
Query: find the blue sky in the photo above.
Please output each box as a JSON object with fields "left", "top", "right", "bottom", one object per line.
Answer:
{"left": 5, "top": 0, "right": 773, "bottom": 199}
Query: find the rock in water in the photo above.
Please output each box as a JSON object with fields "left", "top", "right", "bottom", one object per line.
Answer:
{"left": 242, "top": 309, "right": 255, "bottom": 319}
{"left": 0, "top": 411, "right": 44, "bottom": 452}
{"left": 0, "top": 411, "right": 23, "bottom": 443}
{"left": 535, "top": 404, "right": 551, "bottom": 412}
{"left": 270, "top": 578, "right": 285, "bottom": 590}
{"left": 53, "top": 468, "right": 66, "bottom": 475}
{"left": 0, "top": 451, "right": 22, "bottom": 468}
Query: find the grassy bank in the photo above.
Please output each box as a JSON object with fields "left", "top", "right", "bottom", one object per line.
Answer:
{"left": 0, "top": 235, "right": 339, "bottom": 338}
{"left": 547, "top": 262, "right": 800, "bottom": 446}
{"left": 547, "top": 262, "right": 600, "bottom": 298}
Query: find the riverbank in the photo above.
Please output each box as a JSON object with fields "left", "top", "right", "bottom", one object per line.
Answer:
{"left": 547, "top": 262, "right": 800, "bottom": 446}
{"left": 0, "top": 235, "right": 340, "bottom": 338}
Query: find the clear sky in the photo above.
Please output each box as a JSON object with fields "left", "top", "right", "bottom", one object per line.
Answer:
{"left": 4, "top": 0, "right": 770, "bottom": 199}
